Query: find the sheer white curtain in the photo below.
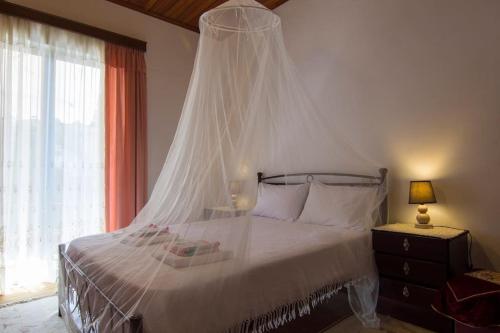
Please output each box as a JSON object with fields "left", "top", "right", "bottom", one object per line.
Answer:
{"left": 0, "top": 14, "right": 105, "bottom": 294}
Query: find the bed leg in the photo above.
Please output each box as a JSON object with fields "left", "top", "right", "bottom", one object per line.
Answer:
{"left": 58, "top": 243, "right": 66, "bottom": 318}
{"left": 130, "top": 315, "right": 143, "bottom": 333}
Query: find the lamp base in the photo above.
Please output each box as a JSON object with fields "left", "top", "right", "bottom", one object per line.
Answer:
{"left": 415, "top": 223, "right": 433, "bottom": 229}
{"left": 415, "top": 204, "right": 433, "bottom": 229}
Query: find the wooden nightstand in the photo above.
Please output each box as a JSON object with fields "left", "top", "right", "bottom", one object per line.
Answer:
{"left": 372, "top": 223, "right": 469, "bottom": 333}
{"left": 203, "top": 206, "right": 247, "bottom": 220}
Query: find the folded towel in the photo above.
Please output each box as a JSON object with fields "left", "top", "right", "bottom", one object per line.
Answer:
{"left": 153, "top": 250, "right": 233, "bottom": 268}
{"left": 130, "top": 224, "right": 171, "bottom": 238}
{"left": 121, "top": 232, "right": 178, "bottom": 247}
{"left": 168, "top": 240, "right": 220, "bottom": 257}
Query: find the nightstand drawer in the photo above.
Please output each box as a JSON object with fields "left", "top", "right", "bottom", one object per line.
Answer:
{"left": 379, "top": 277, "right": 438, "bottom": 308}
{"left": 375, "top": 253, "right": 447, "bottom": 287}
{"left": 373, "top": 230, "right": 448, "bottom": 262}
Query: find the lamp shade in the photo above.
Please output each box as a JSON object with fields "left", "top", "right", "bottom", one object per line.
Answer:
{"left": 409, "top": 181, "right": 437, "bottom": 204}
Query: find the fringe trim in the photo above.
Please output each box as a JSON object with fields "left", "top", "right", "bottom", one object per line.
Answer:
{"left": 225, "top": 280, "right": 349, "bottom": 333}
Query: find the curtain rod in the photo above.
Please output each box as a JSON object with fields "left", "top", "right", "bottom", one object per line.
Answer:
{"left": 0, "top": 1, "right": 147, "bottom": 52}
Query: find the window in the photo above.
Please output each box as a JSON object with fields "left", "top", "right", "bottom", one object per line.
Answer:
{"left": 0, "top": 14, "right": 105, "bottom": 294}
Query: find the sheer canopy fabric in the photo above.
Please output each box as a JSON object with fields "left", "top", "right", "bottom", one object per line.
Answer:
{"left": 0, "top": 13, "right": 105, "bottom": 294}
{"left": 59, "top": 1, "right": 387, "bottom": 332}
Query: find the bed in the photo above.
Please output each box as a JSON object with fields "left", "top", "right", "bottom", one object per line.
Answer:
{"left": 58, "top": 168, "right": 388, "bottom": 333}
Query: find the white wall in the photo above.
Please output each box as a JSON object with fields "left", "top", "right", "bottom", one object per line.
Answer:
{"left": 276, "top": 0, "right": 500, "bottom": 269}
{"left": 6, "top": 0, "right": 198, "bottom": 194}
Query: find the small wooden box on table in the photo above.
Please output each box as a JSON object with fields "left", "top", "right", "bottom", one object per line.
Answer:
{"left": 372, "top": 223, "right": 469, "bottom": 333}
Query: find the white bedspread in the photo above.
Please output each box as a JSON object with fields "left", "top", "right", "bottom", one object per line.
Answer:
{"left": 66, "top": 216, "right": 375, "bottom": 333}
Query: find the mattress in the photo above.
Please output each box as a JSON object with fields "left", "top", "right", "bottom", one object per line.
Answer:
{"left": 65, "top": 216, "right": 375, "bottom": 333}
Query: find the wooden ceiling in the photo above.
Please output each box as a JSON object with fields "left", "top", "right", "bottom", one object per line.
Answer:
{"left": 105, "top": 0, "right": 288, "bottom": 32}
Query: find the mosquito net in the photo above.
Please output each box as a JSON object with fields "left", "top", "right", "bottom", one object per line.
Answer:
{"left": 59, "top": 1, "right": 387, "bottom": 332}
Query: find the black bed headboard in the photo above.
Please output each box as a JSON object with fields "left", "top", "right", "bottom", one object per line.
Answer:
{"left": 257, "top": 168, "right": 388, "bottom": 225}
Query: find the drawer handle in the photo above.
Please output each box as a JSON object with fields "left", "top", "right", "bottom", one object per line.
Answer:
{"left": 403, "top": 238, "right": 410, "bottom": 252}
{"left": 402, "top": 286, "right": 410, "bottom": 298}
{"left": 403, "top": 262, "right": 410, "bottom": 276}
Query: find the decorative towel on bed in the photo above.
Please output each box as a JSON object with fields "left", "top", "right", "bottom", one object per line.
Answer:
{"left": 432, "top": 271, "right": 500, "bottom": 328}
{"left": 153, "top": 249, "right": 233, "bottom": 268}
{"left": 169, "top": 240, "right": 221, "bottom": 257}
{"left": 120, "top": 224, "right": 179, "bottom": 246}
{"left": 151, "top": 239, "right": 229, "bottom": 268}
{"left": 131, "top": 224, "right": 171, "bottom": 237}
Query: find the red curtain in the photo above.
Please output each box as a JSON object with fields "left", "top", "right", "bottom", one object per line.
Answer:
{"left": 105, "top": 43, "right": 147, "bottom": 232}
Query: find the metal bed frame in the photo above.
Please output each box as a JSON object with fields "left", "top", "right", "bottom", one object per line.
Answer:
{"left": 58, "top": 168, "right": 388, "bottom": 333}
{"left": 58, "top": 243, "right": 142, "bottom": 333}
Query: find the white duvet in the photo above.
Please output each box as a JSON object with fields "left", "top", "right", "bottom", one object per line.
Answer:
{"left": 66, "top": 216, "right": 375, "bottom": 333}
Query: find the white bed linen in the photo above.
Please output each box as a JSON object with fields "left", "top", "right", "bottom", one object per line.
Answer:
{"left": 298, "top": 183, "right": 378, "bottom": 227}
{"left": 252, "top": 183, "right": 309, "bottom": 221}
{"left": 66, "top": 216, "right": 375, "bottom": 333}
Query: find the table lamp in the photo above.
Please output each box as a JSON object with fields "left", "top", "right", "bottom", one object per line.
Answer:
{"left": 409, "top": 180, "right": 437, "bottom": 229}
{"left": 229, "top": 180, "right": 241, "bottom": 208}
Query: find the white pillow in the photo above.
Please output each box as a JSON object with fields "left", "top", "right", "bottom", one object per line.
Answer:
{"left": 252, "top": 183, "right": 309, "bottom": 221}
{"left": 298, "top": 182, "right": 378, "bottom": 227}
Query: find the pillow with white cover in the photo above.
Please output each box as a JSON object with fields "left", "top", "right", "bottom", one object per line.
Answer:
{"left": 252, "top": 183, "right": 309, "bottom": 221}
{"left": 298, "top": 182, "right": 378, "bottom": 227}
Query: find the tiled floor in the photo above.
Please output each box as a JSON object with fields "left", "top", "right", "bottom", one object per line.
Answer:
{"left": 0, "top": 283, "right": 56, "bottom": 307}
{"left": 325, "top": 315, "right": 432, "bottom": 333}
{"left": 0, "top": 296, "right": 65, "bottom": 333}
{"left": 0, "top": 296, "right": 432, "bottom": 333}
